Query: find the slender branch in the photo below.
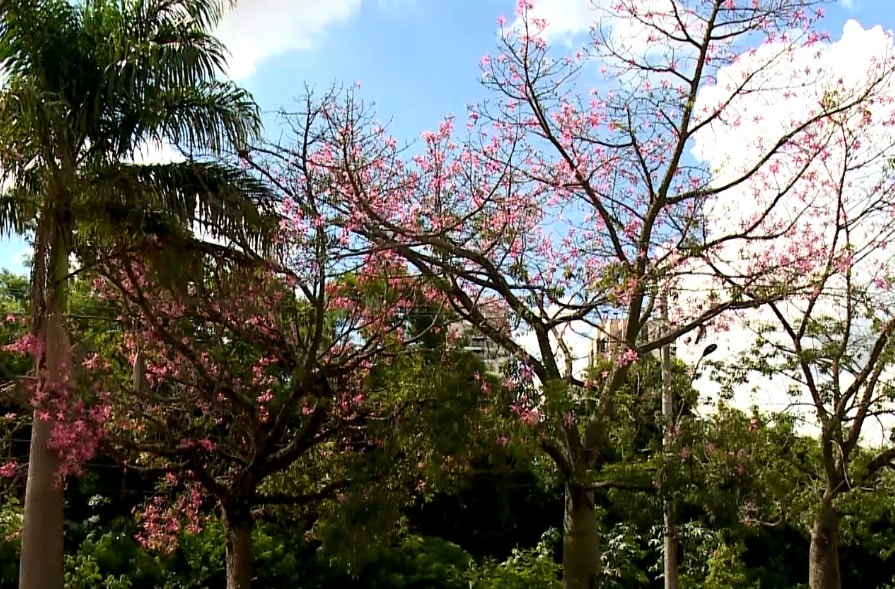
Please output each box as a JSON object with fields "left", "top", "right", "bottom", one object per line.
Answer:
{"left": 254, "top": 478, "right": 350, "bottom": 507}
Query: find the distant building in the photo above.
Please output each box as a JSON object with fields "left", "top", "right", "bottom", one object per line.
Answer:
{"left": 589, "top": 317, "right": 677, "bottom": 366}
{"left": 447, "top": 300, "right": 512, "bottom": 374}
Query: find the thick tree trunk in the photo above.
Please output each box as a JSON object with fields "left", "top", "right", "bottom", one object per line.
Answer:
{"left": 809, "top": 501, "right": 841, "bottom": 589}
{"left": 19, "top": 410, "right": 64, "bottom": 589}
{"left": 20, "top": 217, "right": 71, "bottom": 589}
{"left": 223, "top": 502, "right": 255, "bottom": 589}
{"left": 563, "top": 483, "right": 600, "bottom": 589}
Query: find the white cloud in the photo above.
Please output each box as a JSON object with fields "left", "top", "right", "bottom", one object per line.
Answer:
{"left": 516, "top": 0, "right": 697, "bottom": 58}
{"left": 130, "top": 140, "right": 184, "bottom": 165}
{"left": 691, "top": 20, "right": 895, "bottom": 291}
{"left": 685, "top": 21, "right": 895, "bottom": 444}
{"left": 215, "top": 0, "right": 363, "bottom": 81}
{"left": 514, "top": 0, "right": 596, "bottom": 42}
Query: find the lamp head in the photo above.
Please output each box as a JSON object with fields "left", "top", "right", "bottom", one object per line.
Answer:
{"left": 701, "top": 343, "right": 718, "bottom": 358}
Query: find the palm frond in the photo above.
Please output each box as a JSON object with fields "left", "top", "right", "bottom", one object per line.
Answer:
{"left": 79, "top": 0, "right": 259, "bottom": 157}
{"left": 94, "top": 0, "right": 230, "bottom": 93}
{"left": 0, "top": 0, "right": 77, "bottom": 79}
{"left": 0, "top": 184, "right": 39, "bottom": 236}
{"left": 131, "top": 0, "right": 233, "bottom": 35}
{"left": 0, "top": 82, "right": 46, "bottom": 169}
{"left": 142, "top": 82, "right": 261, "bottom": 154}
{"left": 0, "top": 0, "right": 105, "bottom": 161}
{"left": 103, "top": 26, "right": 229, "bottom": 100}
{"left": 0, "top": 0, "right": 266, "bottom": 264}
{"left": 82, "top": 159, "right": 277, "bottom": 249}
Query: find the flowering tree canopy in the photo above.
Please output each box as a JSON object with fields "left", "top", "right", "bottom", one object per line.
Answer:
{"left": 86, "top": 123, "right": 521, "bottom": 586}
{"left": 262, "top": 2, "right": 895, "bottom": 588}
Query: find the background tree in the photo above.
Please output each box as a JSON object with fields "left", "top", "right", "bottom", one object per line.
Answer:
{"left": 295, "top": 2, "right": 895, "bottom": 587}
{"left": 702, "top": 28, "right": 895, "bottom": 584}
{"left": 0, "top": 0, "right": 269, "bottom": 586}
{"left": 722, "top": 272, "right": 895, "bottom": 588}
{"left": 88, "top": 119, "right": 524, "bottom": 586}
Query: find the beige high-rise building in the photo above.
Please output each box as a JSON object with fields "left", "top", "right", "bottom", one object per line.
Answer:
{"left": 446, "top": 300, "right": 512, "bottom": 374}
{"left": 589, "top": 317, "right": 676, "bottom": 366}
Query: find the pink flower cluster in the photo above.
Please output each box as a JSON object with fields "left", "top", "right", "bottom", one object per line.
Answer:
{"left": 135, "top": 483, "right": 203, "bottom": 553}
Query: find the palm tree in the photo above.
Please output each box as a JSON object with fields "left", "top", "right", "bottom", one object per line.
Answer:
{"left": 0, "top": 1, "right": 270, "bottom": 587}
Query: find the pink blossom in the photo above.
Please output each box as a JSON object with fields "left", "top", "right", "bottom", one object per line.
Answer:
{"left": 0, "top": 461, "right": 16, "bottom": 478}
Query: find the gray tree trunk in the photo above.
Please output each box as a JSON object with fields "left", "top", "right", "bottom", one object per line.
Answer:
{"left": 224, "top": 502, "right": 254, "bottom": 589}
{"left": 809, "top": 501, "right": 841, "bottom": 589}
{"left": 563, "top": 483, "right": 600, "bottom": 589}
{"left": 19, "top": 410, "right": 64, "bottom": 589}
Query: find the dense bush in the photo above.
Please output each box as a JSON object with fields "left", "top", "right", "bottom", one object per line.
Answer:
{"left": 7, "top": 511, "right": 562, "bottom": 589}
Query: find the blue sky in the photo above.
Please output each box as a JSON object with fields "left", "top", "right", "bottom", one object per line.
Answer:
{"left": 0, "top": 0, "right": 891, "bottom": 273}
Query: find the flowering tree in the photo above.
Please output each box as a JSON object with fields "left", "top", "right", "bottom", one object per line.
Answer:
{"left": 91, "top": 152, "right": 518, "bottom": 587}
{"left": 0, "top": 273, "right": 39, "bottom": 494}
{"left": 716, "top": 117, "right": 895, "bottom": 588}
{"left": 723, "top": 288, "right": 895, "bottom": 589}
{"left": 287, "top": 2, "right": 895, "bottom": 588}
{"left": 685, "top": 13, "right": 895, "bottom": 589}
{"left": 0, "top": 274, "right": 119, "bottom": 485}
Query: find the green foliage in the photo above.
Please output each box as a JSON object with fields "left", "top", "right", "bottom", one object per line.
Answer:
{"left": 408, "top": 449, "right": 561, "bottom": 561}
{"left": 299, "top": 530, "right": 560, "bottom": 589}
{"left": 59, "top": 515, "right": 305, "bottom": 589}
{"left": 701, "top": 540, "right": 760, "bottom": 589}
{"left": 0, "top": 499, "right": 21, "bottom": 586}
{"left": 840, "top": 474, "right": 895, "bottom": 559}
{"left": 0, "top": 271, "right": 30, "bottom": 382}
{"left": 53, "top": 516, "right": 562, "bottom": 589}
{"left": 64, "top": 554, "right": 133, "bottom": 589}
{"left": 601, "top": 523, "right": 649, "bottom": 588}
{"left": 0, "top": 274, "right": 29, "bottom": 496}
{"left": 346, "top": 535, "right": 471, "bottom": 588}
{"left": 469, "top": 529, "right": 562, "bottom": 589}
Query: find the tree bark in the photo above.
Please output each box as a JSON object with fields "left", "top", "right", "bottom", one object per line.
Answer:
{"left": 20, "top": 213, "right": 71, "bottom": 589}
{"left": 809, "top": 501, "right": 841, "bottom": 589}
{"left": 563, "top": 483, "right": 600, "bottom": 589}
{"left": 19, "top": 410, "right": 64, "bottom": 589}
{"left": 223, "top": 501, "right": 255, "bottom": 589}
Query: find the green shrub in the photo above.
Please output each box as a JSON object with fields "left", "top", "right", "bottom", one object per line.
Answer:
{"left": 468, "top": 529, "right": 562, "bottom": 589}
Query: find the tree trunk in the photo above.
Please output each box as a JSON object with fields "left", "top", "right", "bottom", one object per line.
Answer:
{"left": 563, "top": 483, "right": 600, "bottom": 589}
{"left": 223, "top": 501, "right": 255, "bottom": 589}
{"left": 663, "top": 498, "right": 678, "bottom": 589}
{"left": 20, "top": 213, "right": 71, "bottom": 589}
{"left": 809, "top": 501, "right": 841, "bottom": 589}
{"left": 19, "top": 410, "right": 64, "bottom": 589}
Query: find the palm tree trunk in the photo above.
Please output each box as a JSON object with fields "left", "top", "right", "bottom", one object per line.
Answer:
{"left": 563, "top": 483, "right": 600, "bottom": 589}
{"left": 19, "top": 409, "right": 64, "bottom": 589}
{"left": 19, "top": 209, "right": 72, "bottom": 589}
{"left": 809, "top": 500, "right": 841, "bottom": 589}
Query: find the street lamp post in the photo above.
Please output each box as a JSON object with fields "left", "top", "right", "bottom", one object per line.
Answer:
{"left": 660, "top": 300, "right": 716, "bottom": 589}
{"left": 691, "top": 343, "right": 718, "bottom": 385}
